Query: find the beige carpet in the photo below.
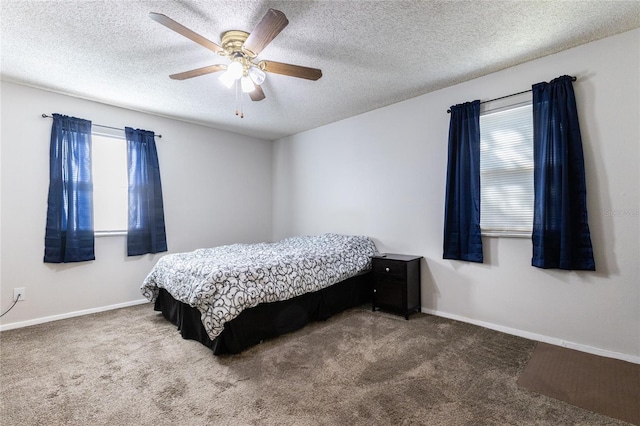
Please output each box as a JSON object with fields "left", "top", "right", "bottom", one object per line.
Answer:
{"left": 0, "top": 303, "right": 633, "bottom": 425}
{"left": 517, "top": 342, "right": 640, "bottom": 425}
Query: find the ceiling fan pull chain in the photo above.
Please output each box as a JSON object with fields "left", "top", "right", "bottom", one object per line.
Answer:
{"left": 240, "top": 89, "right": 244, "bottom": 118}
{"left": 235, "top": 79, "right": 240, "bottom": 116}
{"left": 236, "top": 79, "right": 244, "bottom": 118}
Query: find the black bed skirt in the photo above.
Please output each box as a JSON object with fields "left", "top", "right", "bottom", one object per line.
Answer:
{"left": 154, "top": 271, "right": 372, "bottom": 355}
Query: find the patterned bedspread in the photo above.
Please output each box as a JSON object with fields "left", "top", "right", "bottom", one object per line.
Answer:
{"left": 140, "top": 233, "right": 377, "bottom": 340}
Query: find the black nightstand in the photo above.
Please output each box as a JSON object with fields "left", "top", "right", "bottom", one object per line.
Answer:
{"left": 371, "top": 253, "right": 422, "bottom": 320}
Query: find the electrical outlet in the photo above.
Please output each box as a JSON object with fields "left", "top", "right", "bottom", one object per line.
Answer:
{"left": 13, "top": 287, "right": 26, "bottom": 302}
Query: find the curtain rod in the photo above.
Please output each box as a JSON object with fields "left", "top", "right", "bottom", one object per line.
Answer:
{"left": 446, "top": 76, "right": 577, "bottom": 113}
{"left": 41, "top": 114, "right": 162, "bottom": 138}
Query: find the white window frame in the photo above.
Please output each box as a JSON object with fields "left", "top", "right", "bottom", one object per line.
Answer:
{"left": 479, "top": 99, "right": 534, "bottom": 238}
{"left": 91, "top": 129, "right": 128, "bottom": 237}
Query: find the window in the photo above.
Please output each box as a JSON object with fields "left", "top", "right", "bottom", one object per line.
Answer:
{"left": 92, "top": 132, "right": 128, "bottom": 233}
{"left": 479, "top": 103, "right": 534, "bottom": 236}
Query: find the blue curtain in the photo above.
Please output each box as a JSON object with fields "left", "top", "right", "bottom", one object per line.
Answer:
{"left": 44, "top": 114, "right": 95, "bottom": 263}
{"left": 532, "top": 75, "right": 595, "bottom": 270}
{"left": 443, "top": 100, "right": 483, "bottom": 262}
{"left": 126, "top": 127, "right": 167, "bottom": 256}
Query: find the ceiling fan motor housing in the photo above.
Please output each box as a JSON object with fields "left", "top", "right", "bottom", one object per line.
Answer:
{"left": 220, "top": 30, "right": 252, "bottom": 57}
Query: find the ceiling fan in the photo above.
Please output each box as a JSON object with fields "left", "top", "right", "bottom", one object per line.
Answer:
{"left": 150, "top": 9, "right": 322, "bottom": 117}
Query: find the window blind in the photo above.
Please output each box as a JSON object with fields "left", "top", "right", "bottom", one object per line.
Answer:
{"left": 92, "top": 133, "right": 128, "bottom": 233}
{"left": 480, "top": 103, "right": 534, "bottom": 235}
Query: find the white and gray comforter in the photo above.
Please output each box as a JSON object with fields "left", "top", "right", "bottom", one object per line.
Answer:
{"left": 141, "top": 233, "right": 377, "bottom": 340}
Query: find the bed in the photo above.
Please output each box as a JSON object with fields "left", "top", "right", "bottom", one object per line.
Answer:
{"left": 141, "top": 233, "right": 377, "bottom": 354}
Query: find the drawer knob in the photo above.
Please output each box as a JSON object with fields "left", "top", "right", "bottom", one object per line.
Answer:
{"left": 385, "top": 267, "right": 390, "bottom": 272}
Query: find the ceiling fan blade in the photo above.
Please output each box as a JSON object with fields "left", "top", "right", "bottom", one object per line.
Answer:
{"left": 249, "top": 85, "right": 266, "bottom": 101}
{"left": 259, "top": 61, "right": 322, "bottom": 81}
{"left": 169, "top": 64, "right": 226, "bottom": 80}
{"left": 242, "top": 9, "right": 289, "bottom": 56}
{"left": 149, "top": 12, "right": 224, "bottom": 54}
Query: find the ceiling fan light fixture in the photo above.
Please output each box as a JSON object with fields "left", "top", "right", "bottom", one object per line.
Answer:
{"left": 241, "top": 75, "right": 256, "bottom": 93}
{"left": 219, "top": 69, "right": 236, "bottom": 88}
{"left": 248, "top": 66, "right": 266, "bottom": 85}
{"left": 227, "top": 61, "right": 243, "bottom": 79}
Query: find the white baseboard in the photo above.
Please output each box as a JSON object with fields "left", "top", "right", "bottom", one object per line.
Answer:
{"left": 2, "top": 301, "right": 637, "bottom": 364}
{"left": 421, "top": 307, "right": 640, "bottom": 365}
{"left": 0, "top": 299, "right": 150, "bottom": 332}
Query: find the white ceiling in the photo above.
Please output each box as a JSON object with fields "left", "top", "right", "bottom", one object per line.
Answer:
{"left": 2, "top": 1, "right": 639, "bottom": 140}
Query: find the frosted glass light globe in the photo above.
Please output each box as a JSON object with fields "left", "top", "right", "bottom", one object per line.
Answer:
{"left": 227, "top": 61, "right": 243, "bottom": 80}
{"left": 241, "top": 76, "right": 255, "bottom": 93}
{"left": 248, "top": 67, "right": 266, "bottom": 85}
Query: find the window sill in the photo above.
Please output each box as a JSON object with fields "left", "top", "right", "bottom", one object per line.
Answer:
{"left": 95, "top": 230, "right": 127, "bottom": 237}
{"left": 481, "top": 231, "right": 531, "bottom": 239}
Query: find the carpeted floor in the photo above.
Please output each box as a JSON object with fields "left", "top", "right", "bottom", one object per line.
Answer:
{"left": 0, "top": 303, "right": 632, "bottom": 425}
{"left": 518, "top": 342, "right": 640, "bottom": 425}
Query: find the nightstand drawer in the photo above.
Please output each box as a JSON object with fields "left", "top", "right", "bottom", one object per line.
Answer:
{"left": 372, "top": 259, "right": 406, "bottom": 278}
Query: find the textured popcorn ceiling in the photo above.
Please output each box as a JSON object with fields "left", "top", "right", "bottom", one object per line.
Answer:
{"left": 2, "top": 1, "right": 639, "bottom": 140}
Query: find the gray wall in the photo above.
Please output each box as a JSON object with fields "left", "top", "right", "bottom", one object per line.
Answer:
{"left": 0, "top": 82, "right": 273, "bottom": 326}
{"left": 272, "top": 29, "right": 640, "bottom": 362}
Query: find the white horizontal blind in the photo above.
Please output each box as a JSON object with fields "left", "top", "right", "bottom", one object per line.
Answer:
{"left": 480, "top": 103, "right": 534, "bottom": 235}
{"left": 92, "top": 133, "right": 128, "bottom": 233}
